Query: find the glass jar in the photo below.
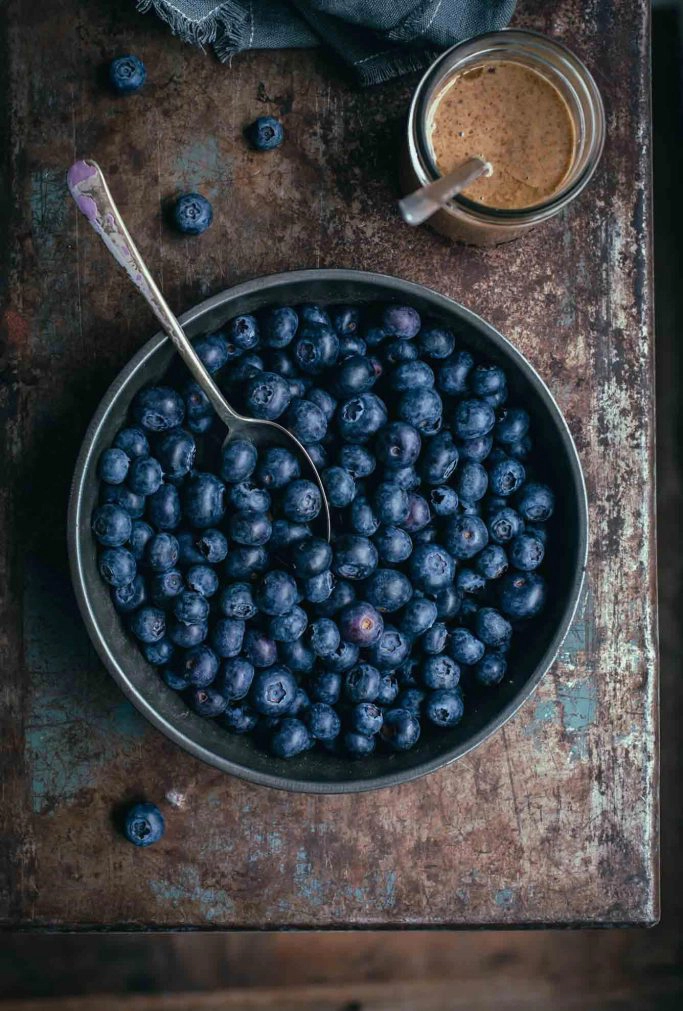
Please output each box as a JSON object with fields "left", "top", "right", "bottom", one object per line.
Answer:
{"left": 401, "top": 30, "right": 605, "bottom": 246}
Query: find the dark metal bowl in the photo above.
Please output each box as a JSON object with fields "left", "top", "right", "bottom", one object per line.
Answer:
{"left": 68, "top": 269, "right": 588, "bottom": 793}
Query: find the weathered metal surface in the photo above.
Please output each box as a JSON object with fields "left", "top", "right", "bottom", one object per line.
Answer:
{"left": 0, "top": 0, "right": 657, "bottom": 928}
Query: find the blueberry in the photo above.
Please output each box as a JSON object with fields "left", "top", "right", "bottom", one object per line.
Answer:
{"left": 343, "top": 663, "right": 380, "bottom": 703}
{"left": 109, "top": 55, "right": 146, "bottom": 94}
{"left": 333, "top": 355, "right": 376, "bottom": 397}
{"left": 221, "top": 703, "right": 259, "bottom": 734}
{"left": 375, "top": 421, "right": 421, "bottom": 469}
{"left": 364, "top": 325, "right": 389, "bottom": 348}
{"left": 474, "top": 652, "right": 507, "bottom": 686}
{"left": 373, "top": 525, "right": 412, "bottom": 564}
{"left": 456, "top": 568, "right": 487, "bottom": 594}
{"left": 243, "top": 627, "right": 278, "bottom": 668}
{"left": 483, "top": 385, "right": 508, "bottom": 409}
{"left": 383, "top": 338, "right": 419, "bottom": 364}
{"left": 398, "top": 388, "right": 442, "bottom": 434}
{"left": 229, "top": 314, "right": 260, "bottom": 350}
{"left": 408, "top": 544, "right": 454, "bottom": 593}
{"left": 284, "top": 398, "right": 327, "bottom": 444}
{"left": 245, "top": 371, "right": 291, "bottom": 420}
{"left": 167, "top": 619, "right": 208, "bottom": 648}
{"left": 437, "top": 350, "right": 474, "bottom": 395}
{"left": 302, "top": 570, "right": 335, "bottom": 603}
{"left": 98, "top": 447, "right": 130, "bottom": 485}
{"left": 397, "top": 688, "right": 426, "bottom": 715}
{"left": 123, "top": 803, "right": 164, "bottom": 848}
{"left": 444, "top": 515, "right": 489, "bottom": 560}
{"left": 382, "top": 305, "right": 421, "bottom": 339}
{"left": 396, "top": 656, "right": 420, "bottom": 687}
{"left": 314, "top": 578, "right": 355, "bottom": 617}
{"left": 193, "top": 332, "right": 229, "bottom": 374}
{"left": 220, "top": 439, "right": 258, "bottom": 484}
{"left": 367, "top": 626, "right": 410, "bottom": 670}
{"left": 149, "top": 569, "right": 184, "bottom": 604}
{"left": 390, "top": 465, "right": 420, "bottom": 491}
{"left": 339, "top": 335, "right": 367, "bottom": 359}
{"left": 143, "top": 637, "right": 175, "bottom": 667}
{"left": 412, "top": 523, "right": 439, "bottom": 545}
{"left": 426, "top": 689, "right": 464, "bottom": 727}
{"left": 515, "top": 482, "right": 555, "bottom": 522}
{"left": 422, "top": 654, "right": 460, "bottom": 691}
{"left": 457, "top": 596, "right": 479, "bottom": 625}
{"left": 421, "top": 621, "right": 448, "bottom": 655}
{"left": 145, "top": 532, "right": 179, "bottom": 572}
{"left": 488, "top": 457, "right": 526, "bottom": 497}
{"left": 401, "top": 492, "right": 431, "bottom": 533}
{"left": 362, "top": 568, "right": 412, "bottom": 613}
{"left": 261, "top": 306, "right": 298, "bottom": 348}
{"left": 269, "top": 519, "right": 311, "bottom": 551}
{"left": 209, "top": 617, "right": 245, "bottom": 657}
{"left": 380, "top": 708, "right": 420, "bottom": 750}
{"left": 114, "top": 426, "right": 149, "bottom": 460}
{"left": 228, "top": 481, "right": 271, "bottom": 514}
{"left": 99, "top": 547, "right": 137, "bottom": 587}
{"left": 176, "top": 530, "right": 207, "bottom": 567}
{"left": 338, "top": 601, "right": 384, "bottom": 646}
{"left": 282, "top": 479, "right": 322, "bottom": 523}
{"left": 337, "top": 393, "right": 388, "bottom": 443}
{"left": 246, "top": 115, "right": 284, "bottom": 151}
{"left": 458, "top": 434, "right": 494, "bottom": 462}
{"left": 182, "top": 473, "right": 226, "bottom": 528}
{"left": 372, "top": 482, "right": 409, "bottom": 525}
{"left": 250, "top": 666, "right": 297, "bottom": 716}
{"left": 350, "top": 496, "right": 380, "bottom": 536}
{"left": 173, "top": 193, "right": 213, "bottom": 235}
{"left": 451, "top": 398, "right": 495, "bottom": 441}
{"left": 229, "top": 510, "right": 272, "bottom": 546}
{"left": 146, "top": 484, "right": 181, "bottom": 530}
{"left": 256, "top": 447, "right": 300, "bottom": 489}
{"left": 433, "top": 584, "right": 462, "bottom": 620}
{"left": 255, "top": 570, "right": 298, "bottom": 616}
{"left": 333, "top": 535, "right": 378, "bottom": 580}
{"left": 507, "top": 533, "right": 544, "bottom": 572}
{"left": 112, "top": 574, "right": 147, "bottom": 614}
{"left": 331, "top": 305, "right": 360, "bottom": 336}
{"left": 228, "top": 353, "right": 264, "bottom": 386}
{"left": 305, "top": 703, "right": 340, "bottom": 741}
{"left": 524, "top": 522, "right": 548, "bottom": 546}
{"left": 495, "top": 407, "right": 530, "bottom": 445}
{"left": 429, "top": 486, "right": 458, "bottom": 517}
{"left": 190, "top": 686, "right": 227, "bottom": 718}
{"left": 344, "top": 731, "right": 376, "bottom": 757}
{"left": 174, "top": 591, "right": 210, "bottom": 628}
{"left": 398, "top": 597, "right": 437, "bottom": 638}
{"left": 420, "top": 431, "right": 459, "bottom": 484}
{"left": 129, "top": 605, "right": 166, "bottom": 643}
{"left": 375, "top": 672, "right": 399, "bottom": 706}
{"left": 323, "top": 639, "right": 361, "bottom": 673}
{"left": 291, "top": 536, "right": 333, "bottom": 578}
{"left": 417, "top": 325, "right": 455, "bottom": 359}
{"left": 191, "top": 529, "right": 226, "bottom": 565}
{"left": 455, "top": 461, "right": 488, "bottom": 503}
{"left": 92, "top": 504, "right": 132, "bottom": 547}
{"left": 488, "top": 507, "right": 524, "bottom": 544}
{"left": 498, "top": 571, "right": 547, "bottom": 619}
{"left": 307, "top": 617, "right": 341, "bottom": 656}
{"left": 269, "top": 605, "right": 308, "bottom": 642}
{"left": 183, "top": 380, "right": 212, "bottom": 427}
{"left": 155, "top": 429, "right": 196, "bottom": 482}
{"left": 474, "top": 544, "right": 509, "bottom": 580}
{"left": 271, "top": 718, "right": 312, "bottom": 758}
{"left": 163, "top": 668, "right": 191, "bottom": 691}
{"left": 293, "top": 324, "right": 339, "bottom": 375}
{"left": 351, "top": 702, "right": 383, "bottom": 736}
{"left": 469, "top": 364, "right": 505, "bottom": 397}
{"left": 310, "top": 670, "right": 342, "bottom": 705}
{"left": 321, "top": 466, "right": 356, "bottom": 508}
{"left": 307, "top": 387, "right": 338, "bottom": 422}
{"left": 448, "top": 627, "right": 485, "bottom": 666}
{"left": 475, "top": 607, "right": 512, "bottom": 647}
{"left": 218, "top": 657, "right": 255, "bottom": 700}
{"left": 305, "top": 443, "right": 327, "bottom": 469}
{"left": 182, "top": 645, "right": 220, "bottom": 687}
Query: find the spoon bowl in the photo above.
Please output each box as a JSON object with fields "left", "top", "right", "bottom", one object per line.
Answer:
{"left": 67, "top": 159, "right": 331, "bottom": 540}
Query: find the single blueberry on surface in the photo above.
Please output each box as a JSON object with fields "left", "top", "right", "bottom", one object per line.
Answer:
{"left": 109, "top": 54, "right": 146, "bottom": 93}
{"left": 246, "top": 115, "right": 284, "bottom": 151}
{"left": 173, "top": 193, "right": 213, "bottom": 235}
{"left": 123, "top": 802, "right": 164, "bottom": 848}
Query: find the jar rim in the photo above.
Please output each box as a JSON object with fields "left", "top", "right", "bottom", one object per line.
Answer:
{"left": 409, "top": 28, "right": 606, "bottom": 223}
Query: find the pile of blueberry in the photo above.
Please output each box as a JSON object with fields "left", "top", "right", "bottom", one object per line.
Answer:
{"left": 92, "top": 301, "right": 554, "bottom": 760}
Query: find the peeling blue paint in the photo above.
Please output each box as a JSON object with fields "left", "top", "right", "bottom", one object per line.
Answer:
{"left": 173, "top": 138, "right": 231, "bottom": 199}
{"left": 294, "top": 848, "right": 325, "bottom": 907}
{"left": 149, "top": 866, "right": 235, "bottom": 921}
{"left": 495, "top": 887, "right": 515, "bottom": 907}
{"left": 522, "top": 699, "right": 559, "bottom": 751}
{"left": 557, "top": 678, "right": 598, "bottom": 759}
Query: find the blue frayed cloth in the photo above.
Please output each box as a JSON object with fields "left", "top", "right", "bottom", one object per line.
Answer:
{"left": 137, "top": 1, "right": 516, "bottom": 85}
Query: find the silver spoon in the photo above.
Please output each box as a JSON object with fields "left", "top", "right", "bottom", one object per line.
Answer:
{"left": 67, "top": 159, "right": 331, "bottom": 541}
{"left": 398, "top": 157, "right": 491, "bottom": 226}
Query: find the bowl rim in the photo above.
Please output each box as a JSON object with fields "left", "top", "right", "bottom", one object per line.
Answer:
{"left": 68, "top": 267, "right": 588, "bottom": 794}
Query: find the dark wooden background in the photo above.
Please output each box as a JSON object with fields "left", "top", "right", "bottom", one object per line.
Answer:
{"left": 0, "top": 0, "right": 659, "bottom": 939}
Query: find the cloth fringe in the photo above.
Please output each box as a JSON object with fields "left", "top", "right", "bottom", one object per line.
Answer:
{"left": 136, "top": 0, "right": 250, "bottom": 51}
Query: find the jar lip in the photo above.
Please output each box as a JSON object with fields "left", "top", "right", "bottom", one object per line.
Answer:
{"left": 410, "top": 28, "right": 606, "bottom": 222}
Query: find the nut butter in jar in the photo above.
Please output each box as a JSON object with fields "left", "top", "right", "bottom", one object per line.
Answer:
{"left": 401, "top": 30, "right": 605, "bottom": 246}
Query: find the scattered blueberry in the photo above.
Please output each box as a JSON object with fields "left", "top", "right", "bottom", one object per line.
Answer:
{"left": 123, "top": 802, "right": 164, "bottom": 847}
{"left": 109, "top": 55, "right": 146, "bottom": 94}
{"left": 246, "top": 115, "right": 284, "bottom": 151}
{"left": 173, "top": 193, "right": 213, "bottom": 235}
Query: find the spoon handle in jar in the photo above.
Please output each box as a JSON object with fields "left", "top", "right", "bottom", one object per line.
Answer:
{"left": 66, "top": 159, "right": 240, "bottom": 428}
{"left": 399, "top": 157, "right": 490, "bottom": 226}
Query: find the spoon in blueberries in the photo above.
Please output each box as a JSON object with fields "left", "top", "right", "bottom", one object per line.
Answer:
{"left": 67, "top": 159, "right": 331, "bottom": 540}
